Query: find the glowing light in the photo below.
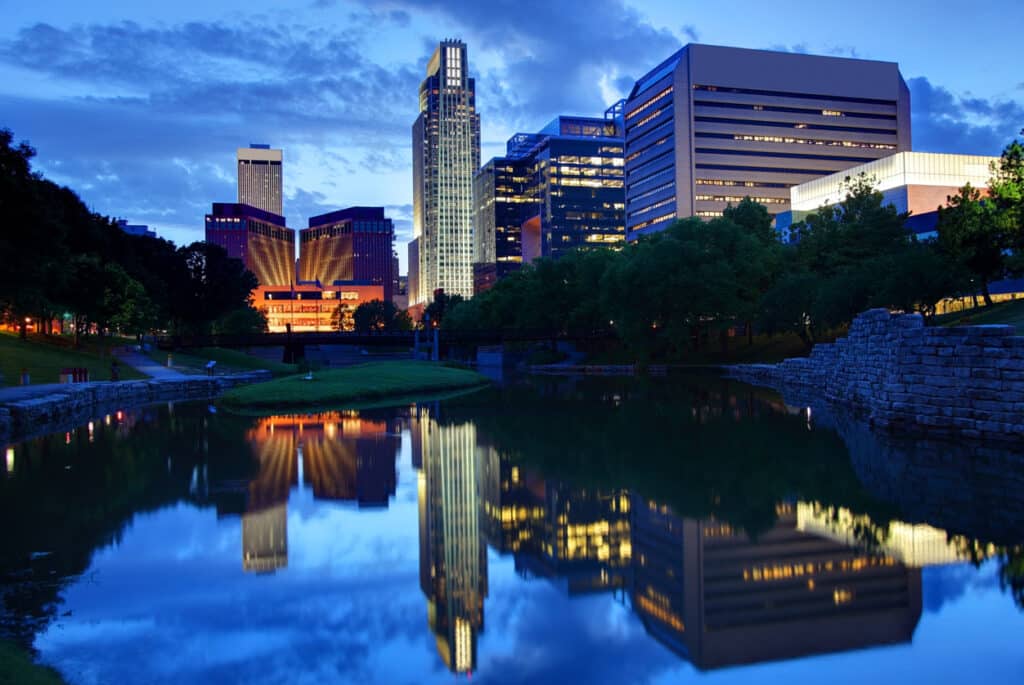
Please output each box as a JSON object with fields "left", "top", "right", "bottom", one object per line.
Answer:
{"left": 5, "top": 447, "right": 13, "bottom": 472}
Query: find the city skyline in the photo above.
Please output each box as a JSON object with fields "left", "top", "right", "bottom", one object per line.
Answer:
{"left": 2, "top": 2, "right": 1022, "bottom": 274}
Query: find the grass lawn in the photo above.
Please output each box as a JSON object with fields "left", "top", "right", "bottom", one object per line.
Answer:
{"left": 0, "top": 332, "right": 147, "bottom": 387}
{"left": 219, "top": 361, "right": 489, "bottom": 410}
{"left": 148, "top": 347, "right": 298, "bottom": 376}
{"left": 934, "top": 298, "right": 1024, "bottom": 332}
{"left": 0, "top": 641, "right": 67, "bottom": 685}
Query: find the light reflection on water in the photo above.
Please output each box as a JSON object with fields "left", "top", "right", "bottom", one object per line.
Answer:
{"left": 1, "top": 375, "right": 1022, "bottom": 684}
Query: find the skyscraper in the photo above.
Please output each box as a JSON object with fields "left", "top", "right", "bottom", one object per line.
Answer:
{"left": 412, "top": 40, "right": 481, "bottom": 304}
{"left": 624, "top": 44, "right": 911, "bottom": 238}
{"left": 237, "top": 144, "right": 284, "bottom": 216}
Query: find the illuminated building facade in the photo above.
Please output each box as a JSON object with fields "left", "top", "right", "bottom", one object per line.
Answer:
{"left": 472, "top": 112, "right": 626, "bottom": 291}
{"left": 416, "top": 409, "right": 487, "bottom": 674}
{"left": 253, "top": 283, "right": 384, "bottom": 332}
{"left": 779, "top": 151, "right": 999, "bottom": 241}
{"left": 624, "top": 44, "right": 911, "bottom": 238}
{"left": 412, "top": 40, "right": 481, "bottom": 304}
{"left": 300, "top": 207, "right": 395, "bottom": 302}
{"left": 237, "top": 144, "right": 283, "bottom": 216}
{"left": 204, "top": 203, "right": 296, "bottom": 287}
{"left": 629, "top": 498, "right": 922, "bottom": 670}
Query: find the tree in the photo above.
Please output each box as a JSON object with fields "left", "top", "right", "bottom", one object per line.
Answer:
{"left": 351, "top": 299, "right": 409, "bottom": 333}
{"left": 423, "top": 290, "right": 464, "bottom": 328}
{"left": 170, "top": 242, "right": 258, "bottom": 334}
{"left": 988, "top": 137, "right": 1024, "bottom": 274}
{"left": 936, "top": 184, "right": 1006, "bottom": 306}
{"left": 213, "top": 306, "right": 268, "bottom": 336}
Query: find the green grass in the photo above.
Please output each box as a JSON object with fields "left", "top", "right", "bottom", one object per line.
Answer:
{"left": 934, "top": 298, "right": 1024, "bottom": 332}
{"left": 0, "top": 332, "right": 147, "bottom": 387}
{"left": 0, "top": 641, "right": 67, "bottom": 685}
{"left": 219, "top": 361, "right": 489, "bottom": 410}
{"left": 148, "top": 347, "right": 298, "bottom": 376}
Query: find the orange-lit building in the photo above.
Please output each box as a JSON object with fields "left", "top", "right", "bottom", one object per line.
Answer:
{"left": 204, "top": 202, "right": 296, "bottom": 286}
{"left": 253, "top": 283, "right": 384, "bottom": 332}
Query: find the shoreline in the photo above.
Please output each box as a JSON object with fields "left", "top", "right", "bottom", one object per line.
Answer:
{"left": 0, "top": 372, "right": 272, "bottom": 444}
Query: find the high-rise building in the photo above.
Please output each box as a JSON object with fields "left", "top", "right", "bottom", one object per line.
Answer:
{"left": 408, "top": 238, "right": 420, "bottom": 309}
{"left": 237, "top": 144, "right": 284, "bottom": 216}
{"left": 300, "top": 207, "right": 395, "bottom": 301}
{"left": 473, "top": 110, "right": 626, "bottom": 292}
{"left": 412, "top": 40, "right": 481, "bottom": 304}
{"left": 624, "top": 44, "right": 911, "bottom": 238}
{"left": 204, "top": 202, "right": 295, "bottom": 286}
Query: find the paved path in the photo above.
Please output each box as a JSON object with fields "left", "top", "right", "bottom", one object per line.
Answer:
{"left": 112, "top": 348, "right": 185, "bottom": 379}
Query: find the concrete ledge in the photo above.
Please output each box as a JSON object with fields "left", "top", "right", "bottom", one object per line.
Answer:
{"left": 0, "top": 371, "right": 272, "bottom": 443}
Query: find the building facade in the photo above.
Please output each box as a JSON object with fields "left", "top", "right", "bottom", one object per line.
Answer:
{"left": 253, "top": 283, "right": 385, "bottom": 332}
{"left": 624, "top": 44, "right": 911, "bottom": 238}
{"left": 237, "top": 144, "right": 284, "bottom": 216}
{"left": 472, "top": 112, "right": 626, "bottom": 293}
{"left": 300, "top": 207, "right": 395, "bottom": 302}
{"left": 412, "top": 40, "right": 481, "bottom": 304}
{"left": 204, "top": 202, "right": 295, "bottom": 287}
{"left": 115, "top": 219, "right": 156, "bottom": 239}
{"left": 779, "top": 151, "right": 999, "bottom": 240}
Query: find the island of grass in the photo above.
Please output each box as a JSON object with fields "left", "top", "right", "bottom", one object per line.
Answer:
{"left": 0, "top": 641, "right": 68, "bottom": 684}
{"left": 219, "top": 360, "right": 489, "bottom": 411}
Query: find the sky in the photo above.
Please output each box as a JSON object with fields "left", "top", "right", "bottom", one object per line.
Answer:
{"left": 2, "top": 0, "right": 1023, "bottom": 273}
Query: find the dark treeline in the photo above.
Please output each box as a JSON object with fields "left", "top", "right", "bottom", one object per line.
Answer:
{"left": 446, "top": 136, "right": 1024, "bottom": 359}
{"left": 0, "top": 129, "right": 263, "bottom": 343}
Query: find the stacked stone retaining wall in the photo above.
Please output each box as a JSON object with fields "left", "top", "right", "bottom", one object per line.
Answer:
{"left": 727, "top": 309, "right": 1024, "bottom": 441}
{"left": 0, "top": 372, "right": 271, "bottom": 443}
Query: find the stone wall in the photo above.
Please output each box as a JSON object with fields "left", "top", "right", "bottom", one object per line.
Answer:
{"left": 0, "top": 372, "right": 271, "bottom": 443}
{"left": 727, "top": 309, "right": 1024, "bottom": 442}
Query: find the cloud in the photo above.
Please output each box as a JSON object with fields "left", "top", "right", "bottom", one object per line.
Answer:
{"left": 354, "top": 0, "right": 682, "bottom": 130}
{"left": 907, "top": 76, "right": 1024, "bottom": 155}
{"left": 769, "top": 43, "right": 809, "bottom": 54}
{"left": 681, "top": 24, "right": 699, "bottom": 42}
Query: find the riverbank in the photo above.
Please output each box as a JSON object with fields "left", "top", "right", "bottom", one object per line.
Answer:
{"left": 727, "top": 308, "right": 1024, "bottom": 442}
{"left": 0, "top": 372, "right": 271, "bottom": 443}
{"left": 219, "top": 361, "right": 489, "bottom": 411}
{"left": 0, "top": 333, "right": 147, "bottom": 386}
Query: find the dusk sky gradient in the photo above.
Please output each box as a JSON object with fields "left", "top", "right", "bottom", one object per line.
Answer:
{"left": 2, "top": 0, "right": 1022, "bottom": 272}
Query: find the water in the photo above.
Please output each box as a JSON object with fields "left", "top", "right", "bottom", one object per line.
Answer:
{"left": 1, "top": 374, "right": 1022, "bottom": 684}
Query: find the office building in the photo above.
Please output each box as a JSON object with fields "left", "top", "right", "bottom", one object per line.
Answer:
{"left": 473, "top": 111, "right": 626, "bottom": 292}
{"left": 237, "top": 144, "right": 283, "bottom": 216}
{"left": 779, "top": 151, "right": 999, "bottom": 240}
{"left": 408, "top": 238, "right": 420, "bottom": 308}
{"left": 300, "top": 207, "right": 395, "bottom": 301}
{"left": 624, "top": 44, "right": 911, "bottom": 238}
{"left": 253, "top": 282, "right": 384, "bottom": 332}
{"left": 115, "top": 218, "right": 156, "bottom": 239}
{"left": 204, "top": 202, "right": 295, "bottom": 287}
{"left": 412, "top": 40, "right": 481, "bottom": 304}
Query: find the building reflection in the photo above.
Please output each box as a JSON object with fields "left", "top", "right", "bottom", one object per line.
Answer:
{"left": 238, "top": 412, "right": 400, "bottom": 573}
{"left": 414, "top": 406, "right": 488, "bottom": 674}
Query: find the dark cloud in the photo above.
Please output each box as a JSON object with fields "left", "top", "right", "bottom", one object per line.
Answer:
{"left": 769, "top": 43, "right": 809, "bottom": 54}
{"left": 907, "top": 76, "right": 1024, "bottom": 155}
{"left": 357, "top": 0, "right": 682, "bottom": 129}
{"left": 682, "top": 24, "right": 699, "bottom": 42}
{"left": 827, "top": 45, "right": 860, "bottom": 59}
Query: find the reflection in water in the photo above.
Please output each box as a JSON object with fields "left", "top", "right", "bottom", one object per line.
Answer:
{"left": 414, "top": 407, "right": 487, "bottom": 674}
{"left": 240, "top": 413, "right": 400, "bottom": 573}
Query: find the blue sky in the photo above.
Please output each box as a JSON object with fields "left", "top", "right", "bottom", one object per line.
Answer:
{"left": 2, "top": 0, "right": 1023, "bottom": 272}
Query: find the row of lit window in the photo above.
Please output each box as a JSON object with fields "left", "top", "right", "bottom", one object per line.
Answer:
{"left": 629, "top": 179, "right": 675, "bottom": 205}
{"left": 628, "top": 150, "right": 674, "bottom": 185}
{"left": 626, "top": 133, "right": 671, "bottom": 163}
{"left": 557, "top": 166, "right": 624, "bottom": 177}
{"left": 716, "top": 133, "right": 896, "bottom": 150}
{"left": 694, "top": 99, "right": 896, "bottom": 121}
{"left": 743, "top": 555, "right": 896, "bottom": 582}
{"left": 627, "top": 106, "right": 669, "bottom": 134}
{"left": 630, "top": 211, "right": 676, "bottom": 231}
{"left": 695, "top": 210, "right": 724, "bottom": 217}
{"left": 626, "top": 85, "right": 674, "bottom": 121}
{"left": 556, "top": 155, "right": 624, "bottom": 166}
{"left": 695, "top": 179, "right": 789, "bottom": 188}
{"left": 628, "top": 195, "right": 676, "bottom": 219}
{"left": 695, "top": 194, "right": 787, "bottom": 204}
{"left": 552, "top": 178, "right": 624, "bottom": 188}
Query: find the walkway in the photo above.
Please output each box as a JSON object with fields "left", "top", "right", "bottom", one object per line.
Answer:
{"left": 112, "top": 348, "right": 186, "bottom": 380}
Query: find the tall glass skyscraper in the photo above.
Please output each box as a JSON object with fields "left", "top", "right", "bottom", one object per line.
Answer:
{"left": 412, "top": 40, "right": 481, "bottom": 305}
{"left": 237, "top": 144, "right": 283, "bottom": 217}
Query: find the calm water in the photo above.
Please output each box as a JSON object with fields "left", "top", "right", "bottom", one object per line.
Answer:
{"left": 1, "top": 374, "right": 1022, "bottom": 684}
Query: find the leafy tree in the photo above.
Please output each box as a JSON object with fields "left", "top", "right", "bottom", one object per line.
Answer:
{"left": 988, "top": 136, "right": 1024, "bottom": 273}
{"left": 936, "top": 184, "right": 1005, "bottom": 306}
{"left": 351, "top": 299, "right": 411, "bottom": 333}
{"left": 213, "top": 306, "right": 268, "bottom": 336}
{"left": 170, "top": 242, "right": 258, "bottom": 335}
{"left": 423, "top": 289, "right": 464, "bottom": 328}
